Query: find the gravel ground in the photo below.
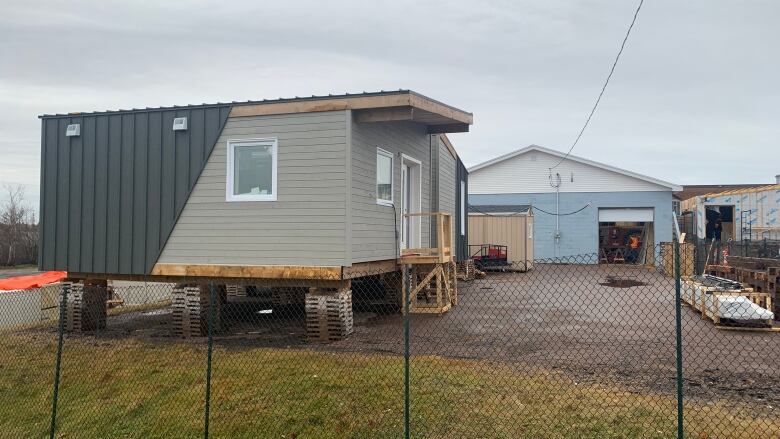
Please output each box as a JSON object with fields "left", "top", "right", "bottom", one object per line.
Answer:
{"left": 36, "top": 264, "right": 780, "bottom": 414}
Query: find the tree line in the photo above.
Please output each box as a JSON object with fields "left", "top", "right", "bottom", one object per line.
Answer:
{"left": 0, "top": 185, "right": 38, "bottom": 266}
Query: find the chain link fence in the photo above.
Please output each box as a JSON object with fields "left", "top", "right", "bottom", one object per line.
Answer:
{"left": 1, "top": 243, "right": 778, "bottom": 438}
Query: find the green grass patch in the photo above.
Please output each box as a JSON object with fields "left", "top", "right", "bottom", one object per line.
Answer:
{"left": 0, "top": 333, "right": 776, "bottom": 438}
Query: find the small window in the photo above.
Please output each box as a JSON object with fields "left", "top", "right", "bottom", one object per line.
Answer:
{"left": 460, "top": 180, "right": 466, "bottom": 235}
{"left": 226, "top": 138, "right": 277, "bottom": 202}
{"left": 376, "top": 148, "right": 394, "bottom": 205}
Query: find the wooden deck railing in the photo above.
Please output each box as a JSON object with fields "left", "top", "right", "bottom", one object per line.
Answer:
{"left": 400, "top": 212, "right": 453, "bottom": 264}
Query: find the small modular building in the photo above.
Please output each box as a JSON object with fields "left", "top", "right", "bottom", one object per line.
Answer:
{"left": 37, "top": 90, "right": 472, "bottom": 334}
{"left": 680, "top": 181, "right": 780, "bottom": 242}
{"left": 468, "top": 145, "right": 681, "bottom": 262}
{"left": 468, "top": 205, "right": 533, "bottom": 271}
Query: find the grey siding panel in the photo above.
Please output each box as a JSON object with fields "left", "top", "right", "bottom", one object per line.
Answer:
{"left": 67, "top": 116, "right": 83, "bottom": 270}
{"left": 119, "top": 113, "right": 135, "bottom": 273}
{"left": 92, "top": 116, "right": 109, "bottom": 273}
{"left": 39, "top": 119, "right": 56, "bottom": 269}
{"left": 106, "top": 115, "right": 122, "bottom": 273}
{"left": 39, "top": 104, "right": 231, "bottom": 275}
{"left": 158, "top": 111, "right": 349, "bottom": 267}
{"left": 80, "top": 117, "right": 96, "bottom": 272}
{"left": 438, "top": 141, "right": 457, "bottom": 248}
{"left": 145, "top": 112, "right": 163, "bottom": 272}
{"left": 455, "top": 158, "right": 469, "bottom": 261}
{"left": 131, "top": 113, "right": 149, "bottom": 273}
{"left": 350, "top": 120, "right": 432, "bottom": 263}
{"left": 55, "top": 118, "right": 70, "bottom": 269}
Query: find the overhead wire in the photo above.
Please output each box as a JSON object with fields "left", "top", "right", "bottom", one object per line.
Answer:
{"left": 549, "top": 0, "right": 645, "bottom": 171}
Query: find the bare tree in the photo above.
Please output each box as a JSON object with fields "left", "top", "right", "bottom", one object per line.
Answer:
{"left": 0, "top": 185, "right": 38, "bottom": 266}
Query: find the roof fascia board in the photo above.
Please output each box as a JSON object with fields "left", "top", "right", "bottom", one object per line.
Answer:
{"left": 230, "top": 92, "right": 473, "bottom": 125}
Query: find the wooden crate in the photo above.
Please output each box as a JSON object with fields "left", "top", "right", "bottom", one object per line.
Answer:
{"left": 681, "top": 280, "right": 773, "bottom": 328}
{"left": 305, "top": 287, "right": 353, "bottom": 343}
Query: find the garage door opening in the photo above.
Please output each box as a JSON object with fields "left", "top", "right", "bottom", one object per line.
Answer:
{"left": 598, "top": 208, "right": 654, "bottom": 264}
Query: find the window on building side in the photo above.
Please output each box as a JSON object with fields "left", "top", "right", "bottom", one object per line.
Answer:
{"left": 376, "top": 148, "right": 394, "bottom": 205}
{"left": 227, "top": 138, "right": 277, "bottom": 202}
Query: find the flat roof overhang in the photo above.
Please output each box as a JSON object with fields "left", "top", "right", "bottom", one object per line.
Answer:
{"left": 230, "top": 90, "right": 473, "bottom": 134}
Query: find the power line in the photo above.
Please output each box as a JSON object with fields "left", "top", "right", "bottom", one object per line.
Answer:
{"left": 549, "top": 0, "right": 645, "bottom": 170}
{"left": 532, "top": 203, "right": 591, "bottom": 216}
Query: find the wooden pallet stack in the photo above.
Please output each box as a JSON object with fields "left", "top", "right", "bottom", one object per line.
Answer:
{"left": 272, "top": 287, "right": 306, "bottom": 306}
{"left": 172, "top": 284, "right": 222, "bottom": 338}
{"left": 305, "top": 285, "right": 353, "bottom": 343}
{"left": 63, "top": 280, "right": 107, "bottom": 332}
{"left": 226, "top": 284, "right": 248, "bottom": 297}
{"left": 706, "top": 256, "right": 780, "bottom": 320}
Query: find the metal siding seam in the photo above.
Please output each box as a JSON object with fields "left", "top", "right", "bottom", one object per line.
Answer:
{"left": 148, "top": 105, "right": 232, "bottom": 274}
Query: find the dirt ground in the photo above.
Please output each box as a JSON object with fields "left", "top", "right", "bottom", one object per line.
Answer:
{"left": 47, "top": 264, "right": 780, "bottom": 414}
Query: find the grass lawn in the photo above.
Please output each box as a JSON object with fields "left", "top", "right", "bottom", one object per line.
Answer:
{"left": 0, "top": 332, "right": 777, "bottom": 438}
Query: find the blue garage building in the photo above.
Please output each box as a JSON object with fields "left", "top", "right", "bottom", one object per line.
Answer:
{"left": 468, "top": 145, "right": 681, "bottom": 261}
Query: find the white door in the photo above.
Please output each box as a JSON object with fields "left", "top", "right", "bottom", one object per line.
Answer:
{"left": 401, "top": 164, "right": 411, "bottom": 248}
{"left": 400, "top": 155, "right": 421, "bottom": 250}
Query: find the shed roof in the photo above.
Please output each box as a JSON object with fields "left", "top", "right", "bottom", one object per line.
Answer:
{"left": 469, "top": 204, "right": 531, "bottom": 215}
{"left": 468, "top": 144, "right": 681, "bottom": 192}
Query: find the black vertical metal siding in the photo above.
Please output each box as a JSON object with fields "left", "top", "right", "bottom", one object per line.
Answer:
{"left": 38, "top": 105, "right": 231, "bottom": 275}
{"left": 455, "top": 157, "right": 469, "bottom": 262}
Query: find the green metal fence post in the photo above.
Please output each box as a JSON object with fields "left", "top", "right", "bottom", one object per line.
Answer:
{"left": 204, "top": 282, "right": 215, "bottom": 439}
{"left": 403, "top": 266, "right": 411, "bottom": 439}
{"left": 674, "top": 240, "right": 684, "bottom": 439}
{"left": 49, "top": 282, "right": 68, "bottom": 439}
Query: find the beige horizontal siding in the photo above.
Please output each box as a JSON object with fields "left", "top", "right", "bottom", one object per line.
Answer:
{"left": 350, "top": 120, "right": 432, "bottom": 263}
{"left": 158, "top": 111, "right": 348, "bottom": 267}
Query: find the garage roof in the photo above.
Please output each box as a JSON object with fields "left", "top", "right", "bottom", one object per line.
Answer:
{"left": 469, "top": 145, "right": 681, "bottom": 192}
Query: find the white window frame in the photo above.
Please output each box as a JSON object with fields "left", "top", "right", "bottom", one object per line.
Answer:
{"left": 376, "top": 147, "right": 394, "bottom": 206}
{"left": 226, "top": 138, "right": 278, "bottom": 202}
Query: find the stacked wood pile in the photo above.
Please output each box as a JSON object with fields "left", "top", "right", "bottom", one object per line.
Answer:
{"left": 305, "top": 285, "right": 353, "bottom": 343}
{"left": 457, "top": 259, "right": 486, "bottom": 281}
{"left": 707, "top": 256, "right": 780, "bottom": 319}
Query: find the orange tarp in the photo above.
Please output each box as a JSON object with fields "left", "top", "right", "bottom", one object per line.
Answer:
{"left": 0, "top": 271, "right": 67, "bottom": 291}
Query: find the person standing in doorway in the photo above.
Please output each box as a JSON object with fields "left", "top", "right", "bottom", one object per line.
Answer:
{"left": 713, "top": 218, "right": 723, "bottom": 263}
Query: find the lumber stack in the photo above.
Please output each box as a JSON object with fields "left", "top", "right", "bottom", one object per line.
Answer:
{"left": 305, "top": 286, "right": 353, "bottom": 343}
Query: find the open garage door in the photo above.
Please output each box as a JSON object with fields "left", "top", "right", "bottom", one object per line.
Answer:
{"left": 598, "top": 208, "right": 654, "bottom": 222}
{"left": 598, "top": 208, "right": 654, "bottom": 264}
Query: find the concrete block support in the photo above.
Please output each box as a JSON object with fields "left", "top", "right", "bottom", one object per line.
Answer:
{"left": 63, "top": 280, "right": 107, "bottom": 332}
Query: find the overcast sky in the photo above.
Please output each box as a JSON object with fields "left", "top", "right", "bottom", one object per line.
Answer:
{"left": 1, "top": 0, "right": 778, "bottom": 210}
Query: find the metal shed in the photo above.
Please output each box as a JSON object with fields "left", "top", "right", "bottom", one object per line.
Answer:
{"left": 468, "top": 205, "right": 534, "bottom": 271}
